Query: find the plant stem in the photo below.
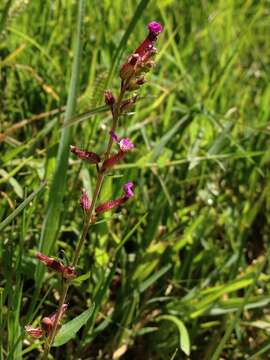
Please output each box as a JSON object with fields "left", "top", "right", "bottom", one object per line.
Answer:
{"left": 42, "top": 87, "right": 125, "bottom": 360}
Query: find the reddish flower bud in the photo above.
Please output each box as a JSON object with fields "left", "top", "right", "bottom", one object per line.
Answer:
{"left": 70, "top": 145, "right": 101, "bottom": 164}
{"left": 25, "top": 326, "right": 43, "bottom": 338}
{"left": 41, "top": 304, "right": 68, "bottom": 336}
{"left": 101, "top": 151, "right": 125, "bottom": 171}
{"left": 134, "top": 21, "right": 163, "bottom": 58}
{"left": 80, "top": 189, "right": 91, "bottom": 212}
{"left": 36, "top": 252, "right": 75, "bottom": 279}
{"left": 41, "top": 317, "right": 53, "bottom": 334}
{"left": 104, "top": 90, "right": 115, "bottom": 107}
{"left": 95, "top": 198, "right": 127, "bottom": 214}
{"left": 95, "top": 182, "right": 134, "bottom": 214}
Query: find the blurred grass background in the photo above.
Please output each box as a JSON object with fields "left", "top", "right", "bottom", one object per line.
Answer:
{"left": 0, "top": 0, "right": 270, "bottom": 359}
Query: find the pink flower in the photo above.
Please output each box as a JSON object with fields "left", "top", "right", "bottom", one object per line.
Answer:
{"left": 101, "top": 134, "right": 134, "bottom": 171}
{"left": 36, "top": 252, "right": 75, "bottom": 279}
{"left": 95, "top": 182, "right": 134, "bottom": 214}
{"left": 119, "top": 138, "right": 134, "bottom": 152}
{"left": 148, "top": 21, "right": 163, "bottom": 36}
{"left": 25, "top": 326, "right": 43, "bottom": 338}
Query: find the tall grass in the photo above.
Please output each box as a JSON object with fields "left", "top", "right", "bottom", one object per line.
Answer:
{"left": 0, "top": 0, "right": 270, "bottom": 358}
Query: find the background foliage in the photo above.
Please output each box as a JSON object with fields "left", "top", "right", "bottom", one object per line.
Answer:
{"left": 1, "top": 0, "right": 270, "bottom": 359}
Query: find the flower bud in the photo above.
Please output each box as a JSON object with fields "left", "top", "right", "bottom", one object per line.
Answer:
{"left": 36, "top": 252, "right": 75, "bottom": 279}
{"left": 70, "top": 145, "right": 101, "bottom": 164}
{"left": 95, "top": 182, "right": 134, "bottom": 214}
{"left": 80, "top": 189, "right": 91, "bottom": 212}
{"left": 25, "top": 326, "right": 43, "bottom": 338}
{"left": 104, "top": 90, "right": 115, "bottom": 107}
{"left": 101, "top": 151, "right": 125, "bottom": 171}
{"left": 148, "top": 21, "right": 163, "bottom": 36}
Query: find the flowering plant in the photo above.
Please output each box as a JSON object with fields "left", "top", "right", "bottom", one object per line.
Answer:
{"left": 25, "top": 20, "right": 163, "bottom": 358}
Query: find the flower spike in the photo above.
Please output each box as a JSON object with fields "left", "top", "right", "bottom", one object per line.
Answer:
{"left": 134, "top": 21, "right": 163, "bottom": 57}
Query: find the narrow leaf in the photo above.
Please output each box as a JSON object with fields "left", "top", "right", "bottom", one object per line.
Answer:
{"left": 157, "top": 315, "right": 190, "bottom": 356}
{"left": 53, "top": 303, "right": 95, "bottom": 347}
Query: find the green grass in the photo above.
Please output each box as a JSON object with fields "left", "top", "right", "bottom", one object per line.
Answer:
{"left": 1, "top": 0, "right": 270, "bottom": 359}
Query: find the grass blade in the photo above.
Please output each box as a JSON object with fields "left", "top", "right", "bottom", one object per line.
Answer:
{"left": 34, "top": 0, "right": 85, "bottom": 287}
{"left": 0, "top": 182, "right": 46, "bottom": 231}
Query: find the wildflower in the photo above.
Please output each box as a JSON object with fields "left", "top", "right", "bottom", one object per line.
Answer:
{"left": 119, "top": 138, "right": 134, "bottom": 152}
{"left": 120, "top": 21, "right": 163, "bottom": 90}
{"left": 25, "top": 325, "right": 43, "bottom": 338}
{"left": 123, "top": 181, "right": 134, "bottom": 198}
{"left": 110, "top": 131, "right": 134, "bottom": 151}
{"left": 95, "top": 182, "right": 134, "bottom": 213}
{"left": 101, "top": 136, "right": 134, "bottom": 171}
{"left": 41, "top": 304, "right": 68, "bottom": 335}
{"left": 134, "top": 21, "right": 163, "bottom": 57}
{"left": 70, "top": 145, "right": 101, "bottom": 164}
{"left": 36, "top": 252, "right": 75, "bottom": 279}
{"left": 80, "top": 189, "right": 91, "bottom": 212}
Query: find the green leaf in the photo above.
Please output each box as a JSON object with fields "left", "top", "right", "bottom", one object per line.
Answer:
{"left": 157, "top": 315, "right": 190, "bottom": 356}
{"left": 53, "top": 303, "right": 95, "bottom": 347}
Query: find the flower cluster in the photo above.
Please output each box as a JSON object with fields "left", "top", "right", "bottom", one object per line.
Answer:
{"left": 120, "top": 21, "right": 163, "bottom": 92}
